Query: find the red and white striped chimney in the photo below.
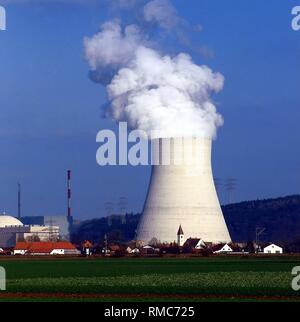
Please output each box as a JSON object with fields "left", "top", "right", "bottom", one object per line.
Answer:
{"left": 67, "top": 170, "right": 71, "bottom": 218}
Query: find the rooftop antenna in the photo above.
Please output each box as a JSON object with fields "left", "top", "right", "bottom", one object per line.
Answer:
{"left": 18, "top": 183, "right": 21, "bottom": 219}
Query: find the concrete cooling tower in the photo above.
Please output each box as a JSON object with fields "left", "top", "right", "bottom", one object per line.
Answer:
{"left": 137, "top": 137, "right": 231, "bottom": 244}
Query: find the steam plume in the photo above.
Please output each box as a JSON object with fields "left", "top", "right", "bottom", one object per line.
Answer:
{"left": 84, "top": 1, "right": 224, "bottom": 139}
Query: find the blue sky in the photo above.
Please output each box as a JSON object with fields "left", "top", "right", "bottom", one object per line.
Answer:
{"left": 0, "top": 0, "right": 299, "bottom": 219}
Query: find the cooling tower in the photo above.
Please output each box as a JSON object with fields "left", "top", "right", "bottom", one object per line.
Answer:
{"left": 137, "top": 137, "right": 231, "bottom": 244}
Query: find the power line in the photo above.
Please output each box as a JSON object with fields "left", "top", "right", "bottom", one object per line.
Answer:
{"left": 255, "top": 227, "right": 266, "bottom": 253}
{"left": 225, "top": 178, "right": 237, "bottom": 204}
{"left": 214, "top": 177, "right": 223, "bottom": 197}
{"left": 118, "top": 197, "right": 128, "bottom": 224}
{"left": 105, "top": 202, "right": 114, "bottom": 226}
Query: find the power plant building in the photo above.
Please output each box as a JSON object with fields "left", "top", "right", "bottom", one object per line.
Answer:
{"left": 0, "top": 215, "right": 59, "bottom": 248}
{"left": 137, "top": 137, "right": 231, "bottom": 244}
{"left": 21, "top": 215, "right": 71, "bottom": 241}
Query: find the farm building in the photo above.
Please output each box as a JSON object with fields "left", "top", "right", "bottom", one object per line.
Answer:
{"left": 263, "top": 244, "right": 283, "bottom": 254}
{"left": 14, "top": 242, "right": 80, "bottom": 256}
{"left": 184, "top": 238, "right": 206, "bottom": 250}
{"left": 212, "top": 243, "right": 233, "bottom": 254}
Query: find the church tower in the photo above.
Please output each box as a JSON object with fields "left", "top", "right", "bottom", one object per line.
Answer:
{"left": 177, "top": 225, "right": 185, "bottom": 247}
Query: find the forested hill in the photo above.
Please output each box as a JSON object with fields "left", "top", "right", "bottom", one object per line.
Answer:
{"left": 223, "top": 195, "right": 300, "bottom": 243}
{"left": 71, "top": 195, "right": 300, "bottom": 244}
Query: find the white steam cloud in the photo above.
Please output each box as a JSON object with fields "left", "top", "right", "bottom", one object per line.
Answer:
{"left": 143, "top": 0, "right": 180, "bottom": 30}
{"left": 84, "top": 20, "right": 142, "bottom": 70}
{"left": 84, "top": 1, "right": 224, "bottom": 139}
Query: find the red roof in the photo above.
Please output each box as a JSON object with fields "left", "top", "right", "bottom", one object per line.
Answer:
{"left": 15, "top": 242, "right": 76, "bottom": 253}
{"left": 82, "top": 240, "right": 93, "bottom": 248}
{"left": 109, "top": 245, "right": 120, "bottom": 251}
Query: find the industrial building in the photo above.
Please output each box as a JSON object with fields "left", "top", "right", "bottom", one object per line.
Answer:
{"left": 137, "top": 138, "right": 231, "bottom": 244}
{"left": 21, "top": 215, "right": 71, "bottom": 240}
{"left": 0, "top": 214, "right": 59, "bottom": 248}
{"left": 17, "top": 171, "right": 73, "bottom": 241}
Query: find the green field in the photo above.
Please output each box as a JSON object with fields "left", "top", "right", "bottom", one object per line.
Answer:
{"left": 0, "top": 256, "right": 300, "bottom": 302}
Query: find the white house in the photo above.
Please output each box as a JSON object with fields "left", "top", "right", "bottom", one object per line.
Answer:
{"left": 184, "top": 238, "right": 206, "bottom": 250}
{"left": 194, "top": 239, "right": 206, "bottom": 250}
{"left": 263, "top": 244, "right": 283, "bottom": 254}
{"left": 130, "top": 248, "right": 140, "bottom": 254}
{"left": 14, "top": 248, "right": 27, "bottom": 255}
{"left": 51, "top": 249, "right": 66, "bottom": 255}
{"left": 213, "top": 243, "right": 233, "bottom": 254}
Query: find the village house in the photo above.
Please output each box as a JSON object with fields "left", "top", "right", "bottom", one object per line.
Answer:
{"left": 184, "top": 238, "right": 206, "bottom": 250}
{"left": 211, "top": 243, "right": 233, "bottom": 254}
{"left": 263, "top": 243, "right": 283, "bottom": 254}
{"left": 82, "top": 240, "right": 93, "bottom": 256}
